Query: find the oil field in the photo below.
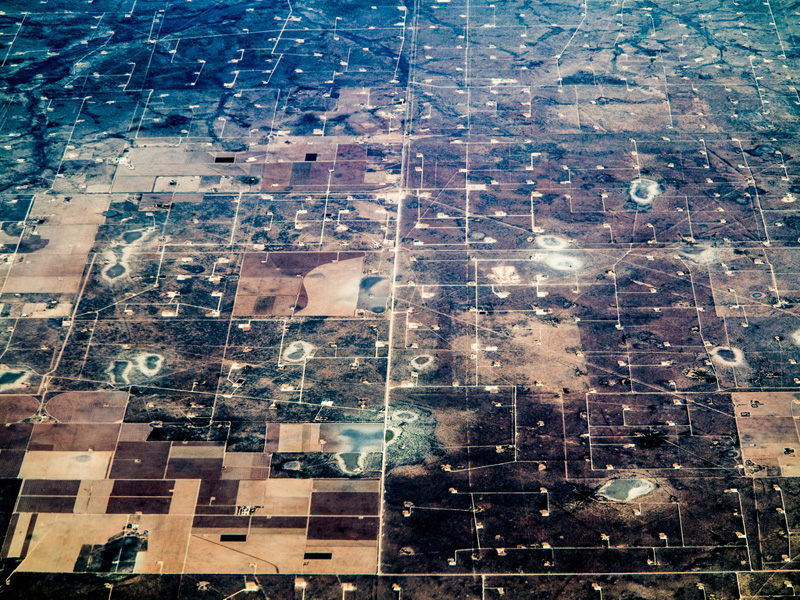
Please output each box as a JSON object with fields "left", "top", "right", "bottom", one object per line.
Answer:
{"left": 1, "top": 0, "right": 800, "bottom": 597}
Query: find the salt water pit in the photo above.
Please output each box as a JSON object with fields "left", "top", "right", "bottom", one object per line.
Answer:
{"left": 629, "top": 178, "right": 663, "bottom": 206}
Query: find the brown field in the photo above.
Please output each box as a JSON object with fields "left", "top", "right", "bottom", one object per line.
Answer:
{"left": 184, "top": 529, "right": 306, "bottom": 574}
{"left": 306, "top": 516, "right": 379, "bottom": 541}
{"left": 18, "top": 451, "right": 113, "bottom": 480}
{"left": 169, "top": 442, "right": 225, "bottom": 459}
{"left": 312, "top": 480, "right": 380, "bottom": 494}
{"left": 0, "top": 395, "right": 39, "bottom": 423}
{"left": 134, "top": 514, "right": 194, "bottom": 573}
{"left": 221, "top": 451, "right": 270, "bottom": 480}
{"left": 302, "top": 540, "right": 378, "bottom": 574}
{"left": 263, "top": 479, "right": 313, "bottom": 516}
{"left": 4, "top": 195, "right": 110, "bottom": 294}
{"left": 276, "top": 424, "right": 322, "bottom": 452}
{"left": 28, "top": 423, "right": 120, "bottom": 452}
{"left": 310, "top": 492, "right": 380, "bottom": 516}
{"left": 3, "top": 254, "right": 90, "bottom": 294}
{"left": 296, "top": 256, "right": 364, "bottom": 316}
{"left": 110, "top": 175, "right": 157, "bottom": 193}
{"left": 118, "top": 422, "right": 154, "bottom": 442}
{"left": 168, "top": 479, "right": 201, "bottom": 516}
{"left": 234, "top": 251, "right": 365, "bottom": 317}
{"left": 109, "top": 441, "right": 171, "bottom": 479}
{"left": 235, "top": 480, "right": 267, "bottom": 506}
{"left": 45, "top": 391, "right": 128, "bottom": 423}
{"left": 73, "top": 479, "right": 114, "bottom": 514}
{"left": 261, "top": 162, "right": 293, "bottom": 188}
{"left": 11, "top": 513, "right": 128, "bottom": 570}
{"left": 735, "top": 392, "right": 800, "bottom": 476}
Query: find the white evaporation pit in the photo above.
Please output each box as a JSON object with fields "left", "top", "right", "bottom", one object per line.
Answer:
{"left": 597, "top": 478, "right": 655, "bottom": 503}
{"left": 629, "top": 178, "right": 663, "bottom": 206}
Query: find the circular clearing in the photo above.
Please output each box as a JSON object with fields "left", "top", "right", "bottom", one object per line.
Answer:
{"left": 629, "top": 178, "right": 663, "bottom": 206}
{"left": 535, "top": 235, "right": 568, "bottom": 250}
{"left": 544, "top": 254, "right": 583, "bottom": 272}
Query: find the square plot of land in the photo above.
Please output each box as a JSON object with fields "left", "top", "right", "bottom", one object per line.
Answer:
{"left": 735, "top": 392, "right": 800, "bottom": 476}
{"left": 233, "top": 252, "right": 366, "bottom": 317}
